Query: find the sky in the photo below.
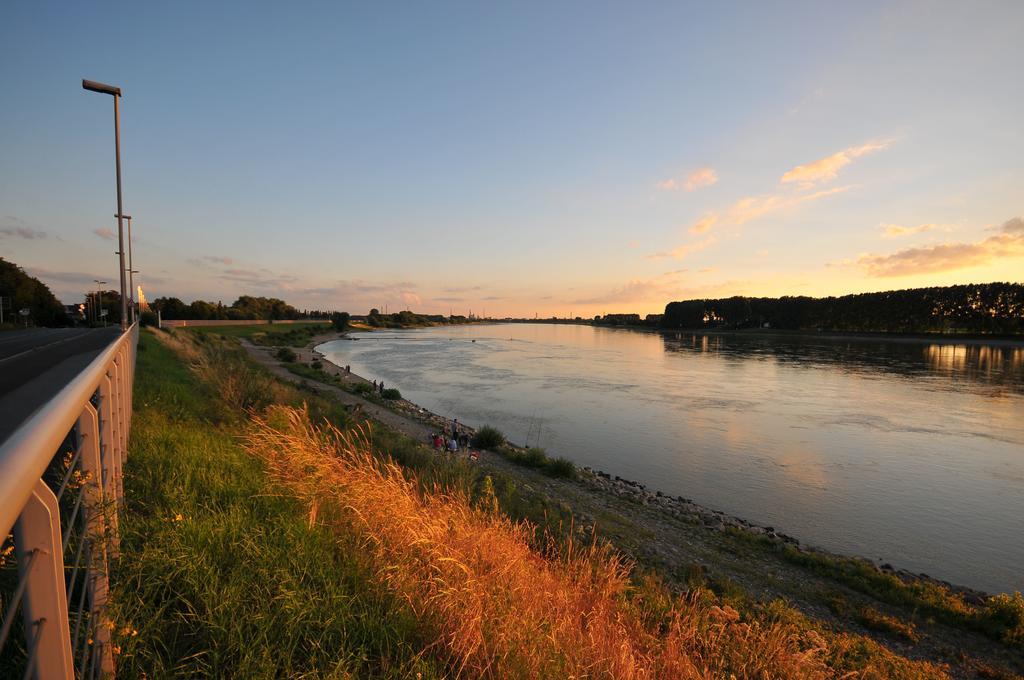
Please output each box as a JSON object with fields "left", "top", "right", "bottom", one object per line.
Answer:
{"left": 1, "top": 1, "right": 1022, "bottom": 317}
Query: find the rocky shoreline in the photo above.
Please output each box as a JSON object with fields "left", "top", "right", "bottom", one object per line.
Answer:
{"left": 307, "top": 332, "right": 993, "bottom": 606}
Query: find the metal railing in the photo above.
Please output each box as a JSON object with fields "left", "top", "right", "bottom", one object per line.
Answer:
{"left": 1, "top": 323, "right": 138, "bottom": 679}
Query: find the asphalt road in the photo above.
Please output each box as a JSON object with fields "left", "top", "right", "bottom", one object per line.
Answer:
{"left": 0, "top": 327, "right": 121, "bottom": 446}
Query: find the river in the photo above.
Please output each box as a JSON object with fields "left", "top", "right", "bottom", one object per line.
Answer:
{"left": 317, "top": 323, "right": 1024, "bottom": 594}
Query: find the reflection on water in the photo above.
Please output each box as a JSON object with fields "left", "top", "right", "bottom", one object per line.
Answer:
{"left": 319, "top": 324, "right": 1024, "bottom": 594}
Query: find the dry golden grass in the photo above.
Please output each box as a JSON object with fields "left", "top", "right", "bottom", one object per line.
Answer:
{"left": 243, "top": 405, "right": 951, "bottom": 679}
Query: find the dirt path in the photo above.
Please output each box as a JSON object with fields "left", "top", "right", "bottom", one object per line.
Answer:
{"left": 240, "top": 336, "right": 1023, "bottom": 679}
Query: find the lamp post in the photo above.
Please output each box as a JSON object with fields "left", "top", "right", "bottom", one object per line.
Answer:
{"left": 82, "top": 78, "right": 128, "bottom": 330}
{"left": 93, "top": 279, "right": 107, "bottom": 326}
{"left": 116, "top": 213, "right": 134, "bottom": 322}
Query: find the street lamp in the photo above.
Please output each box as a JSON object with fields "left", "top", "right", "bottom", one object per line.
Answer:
{"left": 82, "top": 78, "right": 128, "bottom": 331}
{"left": 93, "top": 279, "right": 107, "bottom": 326}
{"left": 116, "top": 213, "right": 134, "bottom": 322}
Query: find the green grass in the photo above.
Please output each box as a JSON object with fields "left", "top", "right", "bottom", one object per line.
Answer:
{"left": 187, "top": 322, "right": 332, "bottom": 347}
{"left": 113, "top": 333, "right": 442, "bottom": 678}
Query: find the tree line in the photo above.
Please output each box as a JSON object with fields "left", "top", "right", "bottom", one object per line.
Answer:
{"left": 149, "top": 295, "right": 330, "bottom": 321}
{"left": 0, "top": 258, "right": 69, "bottom": 326}
{"left": 662, "top": 282, "right": 1024, "bottom": 335}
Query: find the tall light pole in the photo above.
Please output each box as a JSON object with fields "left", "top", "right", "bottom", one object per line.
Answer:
{"left": 82, "top": 79, "right": 128, "bottom": 330}
{"left": 116, "top": 213, "right": 134, "bottom": 322}
{"left": 93, "top": 279, "right": 107, "bottom": 326}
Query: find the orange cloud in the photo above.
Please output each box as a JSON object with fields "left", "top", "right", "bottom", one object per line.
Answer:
{"left": 92, "top": 227, "right": 115, "bottom": 240}
{"left": 857, "top": 217, "right": 1024, "bottom": 277}
{"left": 689, "top": 213, "right": 718, "bottom": 235}
{"left": 780, "top": 141, "right": 890, "bottom": 186}
{"left": 646, "top": 235, "right": 716, "bottom": 261}
{"left": 880, "top": 223, "right": 940, "bottom": 238}
{"left": 728, "top": 186, "right": 852, "bottom": 225}
{"left": 656, "top": 167, "right": 718, "bottom": 192}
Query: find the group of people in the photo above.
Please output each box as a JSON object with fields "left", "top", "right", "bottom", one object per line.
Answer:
{"left": 430, "top": 419, "right": 475, "bottom": 459}
{"left": 370, "top": 379, "right": 386, "bottom": 395}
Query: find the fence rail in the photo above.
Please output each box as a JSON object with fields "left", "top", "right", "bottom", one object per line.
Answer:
{"left": 1, "top": 323, "right": 137, "bottom": 679}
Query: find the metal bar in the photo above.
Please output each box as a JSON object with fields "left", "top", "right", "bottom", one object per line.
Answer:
{"left": 71, "top": 545, "right": 93, "bottom": 675}
{"left": 60, "top": 487, "right": 86, "bottom": 554}
{"left": 0, "top": 549, "right": 38, "bottom": 651}
{"left": 14, "top": 478, "right": 74, "bottom": 679}
{"left": 21, "top": 618, "right": 45, "bottom": 680}
{"left": 77, "top": 400, "right": 114, "bottom": 676}
{"left": 54, "top": 445, "right": 84, "bottom": 503}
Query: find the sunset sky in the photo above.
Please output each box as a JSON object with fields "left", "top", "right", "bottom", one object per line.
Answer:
{"left": 1, "top": 1, "right": 1022, "bottom": 317}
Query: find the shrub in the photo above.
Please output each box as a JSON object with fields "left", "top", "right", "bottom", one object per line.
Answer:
{"left": 471, "top": 425, "right": 505, "bottom": 450}
{"left": 311, "top": 360, "right": 323, "bottom": 370}
{"left": 987, "top": 592, "right": 1024, "bottom": 645}
{"left": 522, "top": 448, "right": 549, "bottom": 468}
{"left": 857, "top": 607, "right": 919, "bottom": 643}
{"left": 353, "top": 382, "right": 374, "bottom": 396}
{"left": 381, "top": 387, "right": 402, "bottom": 400}
{"left": 545, "top": 456, "right": 577, "bottom": 479}
{"left": 140, "top": 310, "right": 158, "bottom": 327}
{"left": 275, "top": 347, "right": 297, "bottom": 362}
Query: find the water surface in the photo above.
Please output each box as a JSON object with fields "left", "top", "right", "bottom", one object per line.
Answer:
{"left": 319, "top": 324, "right": 1024, "bottom": 594}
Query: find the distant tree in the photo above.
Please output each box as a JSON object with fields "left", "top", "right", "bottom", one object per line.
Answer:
{"left": 0, "top": 258, "right": 68, "bottom": 326}
{"left": 86, "top": 290, "right": 123, "bottom": 325}
{"left": 662, "top": 283, "right": 1024, "bottom": 335}
{"left": 229, "top": 295, "right": 300, "bottom": 320}
{"left": 331, "top": 311, "right": 350, "bottom": 331}
{"left": 150, "top": 296, "right": 190, "bottom": 320}
{"left": 189, "top": 299, "right": 218, "bottom": 319}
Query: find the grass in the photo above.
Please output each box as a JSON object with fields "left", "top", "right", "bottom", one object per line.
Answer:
{"left": 187, "top": 321, "right": 332, "bottom": 347}
{"left": 857, "top": 607, "right": 920, "bottom": 643}
{"left": 111, "top": 332, "right": 441, "bottom": 678}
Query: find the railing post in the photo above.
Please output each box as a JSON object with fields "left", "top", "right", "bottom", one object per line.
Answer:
{"left": 97, "top": 375, "right": 121, "bottom": 557}
{"left": 13, "top": 480, "right": 74, "bottom": 680}
{"left": 78, "top": 402, "right": 115, "bottom": 677}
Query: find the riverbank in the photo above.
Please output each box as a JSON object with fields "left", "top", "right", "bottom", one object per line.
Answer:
{"left": 269, "top": 332, "right": 1024, "bottom": 678}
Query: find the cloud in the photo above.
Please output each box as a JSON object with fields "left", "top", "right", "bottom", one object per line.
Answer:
{"left": 93, "top": 228, "right": 115, "bottom": 241}
{"left": 657, "top": 167, "right": 718, "bottom": 192}
{"left": 880, "top": 223, "right": 939, "bottom": 238}
{"left": 780, "top": 141, "right": 890, "bottom": 186}
{"left": 0, "top": 216, "right": 47, "bottom": 240}
{"left": 646, "top": 235, "right": 716, "bottom": 261}
{"left": 400, "top": 291, "right": 422, "bottom": 306}
{"left": 188, "top": 255, "right": 235, "bottom": 267}
{"left": 220, "top": 268, "right": 299, "bottom": 288}
{"left": 0, "top": 227, "right": 47, "bottom": 240}
{"left": 434, "top": 296, "right": 466, "bottom": 303}
{"left": 25, "top": 267, "right": 102, "bottom": 286}
{"left": 728, "top": 186, "right": 851, "bottom": 225}
{"left": 688, "top": 213, "right": 718, "bottom": 235}
{"left": 571, "top": 271, "right": 687, "bottom": 305}
{"left": 856, "top": 217, "right": 1024, "bottom": 277}
{"left": 441, "top": 285, "right": 483, "bottom": 293}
